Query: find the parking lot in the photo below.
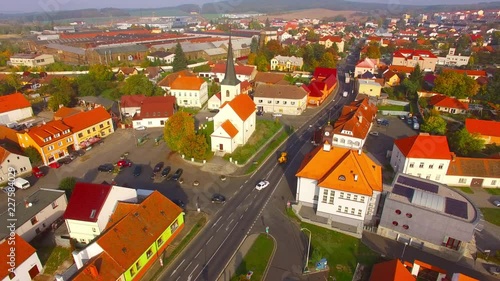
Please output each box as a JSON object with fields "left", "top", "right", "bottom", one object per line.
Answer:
{"left": 0, "top": 127, "right": 239, "bottom": 213}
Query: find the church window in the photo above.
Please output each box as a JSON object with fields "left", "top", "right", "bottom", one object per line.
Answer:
{"left": 226, "top": 90, "right": 230, "bottom": 97}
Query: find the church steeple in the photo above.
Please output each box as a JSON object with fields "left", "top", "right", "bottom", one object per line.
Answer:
{"left": 221, "top": 33, "right": 241, "bottom": 86}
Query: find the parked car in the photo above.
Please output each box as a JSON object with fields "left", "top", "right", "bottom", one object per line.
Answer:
{"left": 493, "top": 200, "right": 500, "bottom": 207}
{"left": 153, "top": 162, "right": 164, "bottom": 173}
{"left": 211, "top": 194, "right": 226, "bottom": 204}
{"left": 32, "top": 167, "right": 44, "bottom": 178}
{"left": 133, "top": 165, "right": 142, "bottom": 177}
{"left": 255, "top": 180, "right": 270, "bottom": 191}
{"left": 209, "top": 109, "right": 219, "bottom": 113}
{"left": 171, "top": 168, "right": 183, "bottom": 181}
{"left": 489, "top": 266, "right": 500, "bottom": 276}
{"left": 98, "top": 164, "right": 114, "bottom": 173}
{"left": 369, "top": 131, "right": 379, "bottom": 136}
{"left": 57, "top": 157, "right": 72, "bottom": 165}
{"left": 135, "top": 126, "right": 147, "bottom": 131}
{"left": 172, "top": 199, "right": 185, "bottom": 208}
{"left": 48, "top": 162, "right": 62, "bottom": 169}
{"left": 117, "top": 159, "right": 133, "bottom": 167}
{"left": 161, "top": 166, "right": 171, "bottom": 177}
{"left": 71, "top": 150, "right": 85, "bottom": 157}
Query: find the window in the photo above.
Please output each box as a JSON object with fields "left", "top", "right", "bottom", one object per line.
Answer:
{"left": 409, "top": 162, "right": 414, "bottom": 168}
{"left": 100, "top": 124, "right": 104, "bottom": 129}
{"left": 31, "top": 216, "right": 38, "bottom": 225}
{"left": 340, "top": 192, "right": 344, "bottom": 198}
{"left": 344, "top": 207, "right": 348, "bottom": 213}
{"left": 136, "top": 261, "right": 142, "bottom": 270}
{"left": 337, "top": 205, "right": 342, "bottom": 212}
{"left": 395, "top": 209, "right": 401, "bottom": 215}
{"left": 346, "top": 194, "right": 351, "bottom": 200}
{"left": 171, "top": 220, "right": 179, "bottom": 232}
{"left": 87, "top": 129, "right": 91, "bottom": 134}
{"left": 93, "top": 127, "right": 96, "bottom": 132}
{"left": 130, "top": 268, "right": 136, "bottom": 277}
{"left": 78, "top": 133, "right": 83, "bottom": 138}
{"left": 313, "top": 195, "right": 318, "bottom": 201}
{"left": 268, "top": 100, "right": 272, "bottom": 104}
{"left": 291, "top": 101, "right": 295, "bottom": 105}
{"left": 258, "top": 99, "right": 263, "bottom": 103}
{"left": 438, "top": 164, "right": 444, "bottom": 169}
{"left": 322, "top": 190, "right": 328, "bottom": 203}
{"left": 492, "top": 180, "right": 497, "bottom": 185}
{"left": 275, "top": 100, "right": 279, "bottom": 104}
{"left": 329, "top": 191, "right": 335, "bottom": 204}
{"left": 353, "top": 195, "right": 358, "bottom": 201}
{"left": 157, "top": 237, "right": 164, "bottom": 246}
{"left": 226, "top": 90, "right": 230, "bottom": 97}
{"left": 429, "top": 164, "right": 434, "bottom": 169}
{"left": 392, "top": 221, "right": 398, "bottom": 226}
{"left": 92, "top": 227, "right": 96, "bottom": 232}
{"left": 107, "top": 121, "right": 110, "bottom": 125}
{"left": 48, "top": 145, "right": 54, "bottom": 151}
{"left": 67, "top": 138, "right": 72, "bottom": 143}
{"left": 51, "top": 202, "right": 58, "bottom": 209}
{"left": 351, "top": 208, "right": 355, "bottom": 214}
{"left": 357, "top": 209, "right": 362, "bottom": 216}
{"left": 58, "top": 141, "right": 63, "bottom": 146}
{"left": 146, "top": 248, "right": 153, "bottom": 258}
{"left": 338, "top": 175, "right": 346, "bottom": 181}
{"left": 426, "top": 175, "right": 431, "bottom": 180}
{"left": 435, "top": 175, "right": 441, "bottom": 181}
{"left": 419, "top": 162, "right": 424, "bottom": 168}
{"left": 459, "top": 178, "right": 466, "bottom": 184}
{"left": 360, "top": 196, "right": 365, "bottom": 203}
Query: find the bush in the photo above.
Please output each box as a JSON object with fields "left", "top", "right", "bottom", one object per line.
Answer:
{"left": 59, "top": 177, "right": 76, "bottom": 198}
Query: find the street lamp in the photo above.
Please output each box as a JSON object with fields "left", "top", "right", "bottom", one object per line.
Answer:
{"left": 301, "top": 228, "right": 312, "bottom": 273}
{"left": 400, "top": 242, "right": 408, "bottom": 262}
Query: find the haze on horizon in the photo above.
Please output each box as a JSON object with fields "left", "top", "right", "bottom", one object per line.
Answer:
{"left": 2, "top": 0, "right": 499, "bottom": 13}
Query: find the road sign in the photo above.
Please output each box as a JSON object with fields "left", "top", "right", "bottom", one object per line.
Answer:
{"left": 265, "top": 226, "right": 269, "bottom": 234}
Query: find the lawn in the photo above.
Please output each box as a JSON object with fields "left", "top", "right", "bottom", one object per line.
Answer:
{"left": 224, "top": 120, "right": 282, "bottom": 164}
{"left": 377, "top": 105, "right": 406, "bottom": 111}
{"left": 38, "top": 246, "right": 72, "bottom": 275}
{"left": 231, "top": 234, "right": 275, "bottom": 281}
{"left": 485, "top": 188, "right": 500, "bottom": 195}
{"left": 479, "top": 208, "right": 500, "bottom": 226}
{"left": 246, "top": 126, "right": 294, "bottom": 173}
{"left": 451, "top": 186, "right": 474, "bottom": 194}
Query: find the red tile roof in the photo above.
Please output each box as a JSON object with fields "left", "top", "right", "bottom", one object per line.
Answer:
{"left": 211, "top": 63, "right": 255, "bottom": 76}
{"left": 53, "top": 106, "right": 81, "bottom": 119}
{"left": 465, "top": 119, "right": 500, "bottom": 137}
{"left": 313, "top": 67, "right": 338, "bottom": 80}
{"left": 442, "top": 68, "right": 487, "bottom": 77}
{"left": 389, "top": 65, "right": 414, "bottom": 74}
{"left": 333, "top": 98, "right": 377, "bottom": 139}
{"left": 63, "top": 183, "right": 112, "bottom": 222}
{"left": 224, "top": 94, "right": 256, "bottom": 121}
{"left": 393, "top": 49, "right": 437, "bottom": 59}
{"left": 0, "top": 234, "right": 37, "bottom": 279}
{"left": 221, "top": 120, "right": 239, "bottom": 138}
{"left": 428, "top": 95, "right": 468, "bottom": 110}
{"left": 26, "top": 120, "right": 72, "bottom": 147}
{"left": 170, "top": 75, "right": 206, "bottom": 90}
{"left": 369, "top": 259, "right": 415, "bottom": 281}
{"left": 0, "top": 147, "right": 10, "bottom": 163}
{"left": 63, "top": 107, "right": 112, "bottom": 133}
{"left": 0, "top": 93, "right": 31, "bottom": 114}
{"left": 120, "top": 94, "right": 147, "bottom": 108}
{"left": 394, "top": 134, "right": 451, "bottom": 160}
{"left": 133, "top": 96, "right": 175, "bottom": 120}
{"left": 71, "top": 252, "right": 123, "bottom": 281}
{"left": 320, "top": 35, "right": 342, "bottom": 43}
{"left": 447, "top": 155, "right": 500, "bottom": 177}
{"left": 157, "top": 70, "right": 196, "bottom": 87}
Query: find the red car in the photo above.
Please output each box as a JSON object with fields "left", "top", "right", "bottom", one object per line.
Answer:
{"left": 117, "top": 159, "right": 133, "bottom": 167}
{"left": 32, "top": 167, "right": 44, "bottom": 178}
{"left": 48, "top": 162, "right": 61, "bottom": 169}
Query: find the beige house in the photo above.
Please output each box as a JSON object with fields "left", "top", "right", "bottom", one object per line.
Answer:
{"left": 0, "top": 147, "right": 32, "bottom": 184}
{"left": 253, "top": 83, "right": 308, "bottom": 115}
{"left": 9, "top": 53, "right": 55, "bottom": 67}
{"left": 319, "top": 35, "right": 345, "bottom": 53}
{"left": 270, "top": 55, "right": 303, "bottom": 71}
{"left": 392, "top": 49, "right": 438, "bottom": 72}
{"left": 357, "top": 78, "right": 383, "bottom": 97}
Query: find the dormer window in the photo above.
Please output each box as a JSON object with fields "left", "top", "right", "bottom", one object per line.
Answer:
{"left": 54, "top": 133, "right": 60, "bottom": 138}
{"left": 338, "top": 175, "right": 346, "bottom": 181}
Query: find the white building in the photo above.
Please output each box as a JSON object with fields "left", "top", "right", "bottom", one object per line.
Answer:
{"left": 147, "top": 51, "right": 175, "bottom": 64}
{"left": 0, "top": 147, "right": 32, "bottom": 184}
{"left": 270, "top": 55, "right": 303, "bottom": 71}
{"left": 354, "top": 58, "right": 378, "bottom": 77}
{"left": 131, "top": 96, "right": 176, "bottom": 129}
{"left": 170, "top": 75, "right": 208, "bottom": 108}
{"left": 0, "top": 189, "right": 67, "bottom": 242}
{"left": 9, "top": 53, "right": 55, "bottom": 67}
{"left": 0, "top": 93, "right": 33, "bottom": 125}
{"left": 437, "top": 48, "right": 470, "bottom": 67}
{"left": 253, "top": 83, "right": 308, "bottom": 115}
{"left": 0, "top": 234, "right": 42, "bottom": 280}
{"left": 63, "top": 183, "right": 138, "bottom": 244}
{"left": 198, "top": 63, "right": 257, "bottom": 83}
{"left": 295, "top": 143, "right": 383, "bottom": 234}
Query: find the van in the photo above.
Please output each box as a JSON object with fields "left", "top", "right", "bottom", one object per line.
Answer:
{"left": 13, "top": 178, "right": 30, "bottom": 189}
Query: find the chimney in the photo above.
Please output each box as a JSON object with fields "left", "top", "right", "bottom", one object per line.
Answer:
{"left": 86, "top": 265, "right": 99, "bottom": 278}
{"left": 354, "top": 174, "right": 359, "bottom": 182}
{"left": 451, "top": 152, "right": 456, "bottom": 162}
{"left": 358, "top": 115, "right": 362, "bottom": 123}
{"left": 323, "top": 142, "right": 331, "bottom": 152}
{"left": 358, "top": 149, "right": 362, "bottom": 155}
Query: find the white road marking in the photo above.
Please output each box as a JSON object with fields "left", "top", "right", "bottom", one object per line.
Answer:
{"left": 194, "top": 250, "right": 202, "bottom": 259}
{"left": 185, "top": 261, "right": 192, "bottom": 271}
{"left": 240, "top": 214, "right": 244, "bottom": 219}
{"left": 211, "top": 216, "right": 222, "bottom": 228}
{"left": 206, "top": 236, "right": 213, "bottom": 245}
{"left": 216, "top": 224, "right": 223, "bottom": 232}
{"left": 190, "top": 264, "right": 199, "bottom": 276}
{"left": 171, "top": 259, "right": 185, "bottom": 276}
{"left": 175, "top": 276, "right": 180, "bottom": 281}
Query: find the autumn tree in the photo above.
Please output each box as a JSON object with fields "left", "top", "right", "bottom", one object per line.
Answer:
{"left": 421, "top": 115, "right": 447, "bottom": 135}
{"left": 88, "top": 64, "right": 114, "bottom": 81}
{"left": 305, "top": 30, "right": 319, "bottom": 42}
{"left": 250, "top": 36, "right": 259, "bottom": 53}
{"left": 365, "top": 42, "right": 381, "bottom": 59}
{"left": 248, "top": 20, "right": 263, "bottom": 30}
{"left": 247, "top": 53, "right": 257, "bottom": 65}
{"left": 164, "top": 111, "right": 195, "bottom": 152}
{"left": 121, "top": 75, "right": 163, "bottom": 96}
{"left": 41, "top": 77, "right": 76, "bottom": 111}
{"left": 433, "top": 71, "right": 479, "bottom": 98}
{"left": 5, "top": 72, "right": 22, "bottom": 92}
{"left": 476, "top": 69, "right": 500, "bottom": 104}
{"left": 181, "top": 134, "right": 208, "bottom": 160}
{"left": 263, "top": 40, "right": 282, "bottom": 60}
{"left": 448, "top": 128, "right": 485, "bottom": 156}
{"left": 172, "top": 42, "right": 188, "bottom": 72}
{"left": 254, "top": 53, "right": 269, "bottom": 71}
{"left": 319, "top": 52, "right": 336, "bottom": 68}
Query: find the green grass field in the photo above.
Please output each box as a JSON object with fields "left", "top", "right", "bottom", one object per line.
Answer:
{"left": 485, "top": 188, "right": 500, "bottom": 195}
{"left": 231, "top": 234, "right": 275, "bottom": 281}
{"left": 480, "top": 208, "right": 500, "bottom": 226}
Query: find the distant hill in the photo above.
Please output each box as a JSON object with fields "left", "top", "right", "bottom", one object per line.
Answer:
{"left": 0, "top": 8, "right": 129, "bottom": 21}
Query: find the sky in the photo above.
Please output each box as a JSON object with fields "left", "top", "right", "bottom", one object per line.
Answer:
{"left": 2, "top": 0, "right": 498, "bottom": 13}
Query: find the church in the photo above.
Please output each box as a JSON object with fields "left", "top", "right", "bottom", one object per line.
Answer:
{"left": 210, "top": 38, "right": 257, "bottom": 154}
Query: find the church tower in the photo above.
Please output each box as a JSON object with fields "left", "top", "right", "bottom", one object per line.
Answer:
{"left": 220, "top": 36, "right": 241, "bottom": 104}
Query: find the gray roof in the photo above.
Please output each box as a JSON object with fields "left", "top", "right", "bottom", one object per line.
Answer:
{"left": 180, "top": 42, "right": 216, "bottom": 53}
{"left": 254, "top": 83, "right": 308, "bottom": 100}
{"left": 204, "top": 48, "right": 226, "bottom": 56}
{"left": 0, "top": 189, "right": 66, "bottom": 239}
{"left": 221, "top": 38, "right": 240, "bottom": 86}
{"left": 94, "top": 44, "right": 148, "bottom": 55}
{"left": 410, "top": 189, "right": 445, "bottom": 212}
{"left": 45, "top": 43, "right": 86, "bottom": 55}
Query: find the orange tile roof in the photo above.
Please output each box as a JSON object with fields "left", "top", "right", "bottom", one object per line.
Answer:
{"left": 0, "top": 126, "right": 19, "bottom": 145}
{"left": 53, "top": 106, "right": 81, "bottom": 119}
{"left": 296, "top": 146, "right": 382, "bottom": 196}
{"left": 71, "top": 252, "right": 123, "bottom": 281}
{"left": 465, "top": 118, "right": 500, "bottom": 137}
{"left": 157, "top": 70, "right": 196, "bottom": 87}
{"left": 389, "top": 65, "right": 414, "bottom": 74}
{"left": 0, "top": 93, "right": 31, "bottom": 114}
{"left": 96, "top": 191, "right": 182, "bottom": 271}
{"left": 0, "top": 147, "right": 10, "bottom": 163}
{"left": 394, "top": 134, "right": 451, "bottom": 160}
{"left": 447, "top": 155, "right": 500, "bottom": 177}
{"left": 170, "top": 75, "right": 206, "bottom": 90}
{"left": 118, "top": 67, "right": 138, "bottom": 75}
{"left": 211, "top": 63, "right": 256, "bottom": 76}
{"left": 26, "top": 120, "right": 72, "bottom": 147}
{"left": 62, "top": 107, "right": 111, "bottom": 133}
{"left": 105, "top": 201, "right": 137, "bottom": 229}
{"left": 221, "top": 120, "right": 239, "bottom": 138}
{"left": 442, "top": 68, "right": 487, "bottom": 77}
{"left": 0, "top": 234, "right": 37, "bottom": 279}
{"left": 369, "top": 259, "right": 415, "bottom": 281}
{"left": 333, "top": 98, "right": 377, "bottom": 139}
{"left": 225, "top": 94, "right": 256, "bottom": 121}
{"left": 429, "top": 95, "right": 468, "bottom": 110}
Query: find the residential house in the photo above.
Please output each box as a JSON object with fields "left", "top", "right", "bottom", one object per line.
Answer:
{"left": 170, "top": 74, "right": 208, "bottom": 108}
{"left": 63, "top": 183, "right": 138, "bottom": 244}
{"left": 388, "top": 65, "right": 414, "bottom": 77}
{"left": 369, "top": 259, "right": 415, "bottom": 281}
{"left": 0, "top": 146, "right": 32, "bottom": 184}
{"left": 78, "top": 96, "right": 120, "bottom": 120}
{"left": 253, "top": 83, "right": 308, "bottom": 115}
{"left": 120, "top": 95, "right": 148, "bottom": 117}
{"left": 446, "top": 155, "right": 500, "bottom": 188}
{"left": 437, "top": 48, "right": 470, "bottom": 66}
{"left": 307, "top": 67, "right": 338, "bottom": 106}
{"left": 132, "top": 96, "right": 175, "bottom": 128}
{"left": 157, "top": 70, "right": 197, "bottom": 93}
{"left": 9, "top": 53, "right": 55, "bottom": 67}
{"left": 0, "top": 234, "right": 42, "bottom": 280}
{"left": 0, "top": 189, "right": 67, "bottom": 242}
{"left": 355, "top": 58, "right": 379, "bottom": 77}
{"left": 295, "top": 144, "right": 383, "bottom": 234}
{"left": 16, "top": 120, "right": 74, "bottom": 165}
{"left": 63, "top": 107, "right": 114, "bottom": 151}
{"left": 252, "top": 72, "right": 287, "bottom": 85}
{"left": 378, "top": 173, "right": 480, "bottom": 260}
{"left": 383, "top": 70, "right": 401, "bottom": 87}
{"left": 146, "top": 51, "right": 175, "bottom": 64}
{"left": 465, "top": 119, "right": 500, "bottom": 144}
{"left": 198, "top": 63, "right": 257, "bottom": 82}
{"left": 211, "top": 94, "right": 256, "bottom": 154}
{"left": 0, "top": 93, "right": 33, "bottom": 125}
{"left": 117, "top": 67, "right": 139, "bottom": 78}
{"left": 428, "top": 95, "right": 468, "bottom": 114}
{"left": 270, "top": 55, "right": 303, "bottom": 71}
{"left": 53, "top": 106, "right": 81, "bottom": 120}
{"left": 70, "top": 191, "right": 184, "bottom": 281}
{"left": 441, "top": 69, "right": 487, "bottom": 80}
{"left": 392, "top": 49, "right": 438, "bottom": 72}
{"left": 357, "top": 78, "right": 383, "bottom": 97}
{"left": 143, "top": 66, "right": 164, "bottom": 82}
{"left": 319, "top": 35, "right": 345, "bottom": 52}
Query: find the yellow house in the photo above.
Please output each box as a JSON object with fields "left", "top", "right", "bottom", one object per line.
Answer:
{"left": 383, "top": 70, "right": 400, "bottom": 87}
{"left": 357, "top": 78, "right": 382, "bottom": 97}
{"left": 63, "top": 107, "right": 114, "bottom": 150}
{"left": 17, "top": 120, "right": 74, "bottom": 165}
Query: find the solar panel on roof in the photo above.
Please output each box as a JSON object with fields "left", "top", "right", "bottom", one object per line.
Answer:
{"left": 392, "top": 184, "right": 414, "bottom": 200}
{"left": 444, "top": 197, "right": 468, "bottom": 219}
{"left": 397, "top": 175, "right": 439, "bottom": 193}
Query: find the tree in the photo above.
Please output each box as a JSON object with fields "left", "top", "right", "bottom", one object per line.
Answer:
{"left": 433, "top": 71, "right": 479, "bottom": 98}
{"left": 250, "top": 36, "right": 259, "bottom": 54}
{"left": 421, "top": 115, "right": 447, "bottom": 135}
{"left": 248, "top": 20, "right": 262, "bottom": 30}
{"left": 5, "top": 72, "right": 22, "bottom": 92}
{"left": 409, "top": 64, "right": 423, "bottom": 87}
{"left": 76, "top": 75, "right": 99, "bottom": 97}
{"left": 265, "top": 18, "right": 270, "bottom": 28}
{"left": 42, "top": 77, "right": 76, "bottom": 111}
{"left": 164, "top": 111, "right": 195, "bottom": 152}
{"left": 254, "top": 53, "right": 269, "bottom": 71}
{"left": 247, "top": 53, "right": 257, "bottom": 65}
{"left": 305, "top": 30, "right": 319, "bottom": 42}
{"left": 448, "top": 128, "right": 485, "bottom": 156}
{"left": 23, "top": 146, "right": 42, "bottom": 165}
{"left": 121, "top": 75, "right": 163, "bottom": 96}
{"left": 208, "top": 81, "right": 220, "bottom": 97}
{"left": 172, "top": 42, "right": 188, "bottom": 72}
{"left": 88, "top": 64, "right": 114, "bottom": 81}
{"left": 365, "top": 42, "right": 381, "bottom": 59}
{"left": 319, "top": 52, "right": 336, "bottom": 68}
{"left": 48, "top": 91, "right": 72, "bottom": 111}
{"left": 401, "top": 78, "right": 419, "bottom": 100}
{"left": 59, "top": 177, "right": 76, "bottom": 198}
{"left": 264, "top": 40, "right": 282, "bottom": 59}
{"left": 477, "top": 69, "right": 500, "bottom": 104}
{"left": 181, "top": 134, "right": 208, "bottom": 160}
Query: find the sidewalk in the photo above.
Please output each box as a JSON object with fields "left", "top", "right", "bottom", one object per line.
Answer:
{"left": 217, "top": 234, "right": 258, "bottom": 281}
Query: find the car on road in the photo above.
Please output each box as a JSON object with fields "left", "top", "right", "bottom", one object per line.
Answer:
{"left": 70, "top": 150, "right": 85, "bottom": 158}
{"left": 255, "top": 180, "right": 270, "bottom": 191}
{"left": 153, "top": 162, "right": 164, "bottom": 173}
{"left": 133, "top": 165, "right": 142, "bottom": 177}
{"left": 32, "top": 167, "right": 44, "bottom": 178}
{"left": 209, "top": 109, "right": 219, "bottom": 113}
{"left": 172, "top": 199, "right": 185, "bottom": 208}
{"left": 98, "top": 164, "right": 114, "bottom": 173}
{"left": 135, "top": 126, "right": 147, "bottom": 131}
{"left": 256, "top": 111, "right": 264, "bottom": 116}
{"left": 379, "top": 120, "right": 389, "bottom": 126}
{"left": 117, "top": 159, "right": 132, "bottom": 167}
{"left": 493, "top": 200, "right": 500, "bottom": 207}
{"left": 161, "top": 166, "right": 171, "bottom": 177}
{"left": 399, "top": 115, "right": 406, "bottom": 120}
{"left": 489, "top": 266, "right": 500, "bottom": 275}
{"left": 48, "top": 162, "right": 62, "bottom": 169}
{"left": 57, "top": 156, "right": 72, "bottom": 165}
{"left": 171, "top": 168, "right": 183, "bottom": 181}
{"left": 211, "top": 194, "right": 226, "bottom": 204}
{"left": 369, "top": 131, "right": 379, "bottom": 136}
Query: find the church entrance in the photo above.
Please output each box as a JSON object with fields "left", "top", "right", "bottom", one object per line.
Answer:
{"left": 219, "top": 144, "right": 223, "bottom": 151}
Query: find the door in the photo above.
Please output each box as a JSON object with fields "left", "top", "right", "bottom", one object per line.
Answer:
{"left": 470, "top": 178, "right": 483, "bottom": 187}
{"left": 29, "top": 265, "right": 40, "bottom": 278}
{"left": 219, "top": 144, "right": 223, "bottom": 151}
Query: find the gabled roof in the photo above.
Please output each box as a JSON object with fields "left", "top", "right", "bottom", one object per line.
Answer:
{"left": 313, "top": 67, "right": 337, "bottom": 80}
{"left": 0, "top": 234, "right": 37, "bottom": 279}
{"left": 296, "top": 146, "right": 382, "bottom": 196}
{"left": 333, "top": 98, "right": 377, "bottom": 139}
{"left": 157, "top": 70, "right": 196, "bottom": 87}
{"left": 447, "top": 155, "right": 500, "bottom": 178}
{"left": 254, "top": 83, "right": 308, "bottom": 100}
{"left": 133, "top": 96, "right": 175, "bottom": 120}
{"left": 465, "top": 119, "right": 500, "bottom": 137}
{"left": 393, "top": 49, "right": 437, "bottom": 59}
{"left": 394, "top": 133, "right": 451, "bottom": 160}
{"left": 63, "top": 183, "right": 113, "bottom": 222}
{"left": 118, "top": 67, "right": 137, "bottom": 75}
{"left": 71, "top": 252, "right": 123, "bottom": 281}
{"left": 383, "top": 70, "right": 398, "bottom": 79}
{"left": 428, "top": 95, "right": 468, "bottom": 110}
{"left": 221, "top": 120, "right": 238, "bottom": 138}
{"left": 0, "top": 147, "right": 10, "bottom": 164}
{"left": 120, "top": 94, "right": 146, "bottom": 108}
{"left": 170, "top": 75, "right": 206, "bottom": 90}
{"left": 53, "top": 106, "right": 81, "bottom": 119}
{"left": 253, "top": 72, "right": 286, "bottom": 84}
{"left": 389, "top": 65, "right": 414, "bottom": 74}
{"left": 442, "top": 68, "right": 487, "bottom": 77}
{"left": 0, "top": 93, "right": 31, "bottom": 114}
{"left": 356, "top": 58, "right": 377, "bottom": 69}
{"left": 223, "top": 94, "right": 256, "bottom": 121}
{"left": 369, "top": 259, "right": 415, "bottom": 281}
{"left": 63, "top": 107, "right": 112, "bottom": 133}
{"left": 320, "top": 35, "right": 342, "bottom": 42}
{"left": 26, "top": 120, "right": 72, "bottom": 147}
{"left": 211, "top": 63, "right": 255, "bottom": 76}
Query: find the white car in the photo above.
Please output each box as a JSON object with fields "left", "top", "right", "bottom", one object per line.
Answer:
{"left": 369, "top": 131, "right": 379, "bottom": 136}
{"left": 255, "top": 180, "right": 270, "bottom": 191}
{"left": 493, "top": 200, "right": 500, "bottom": 207}
{"left": 135, "top": 126, "right": 147, "bottom": 131}
{"left": 272, "top": 113, "right": 282, "bottom": 117}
